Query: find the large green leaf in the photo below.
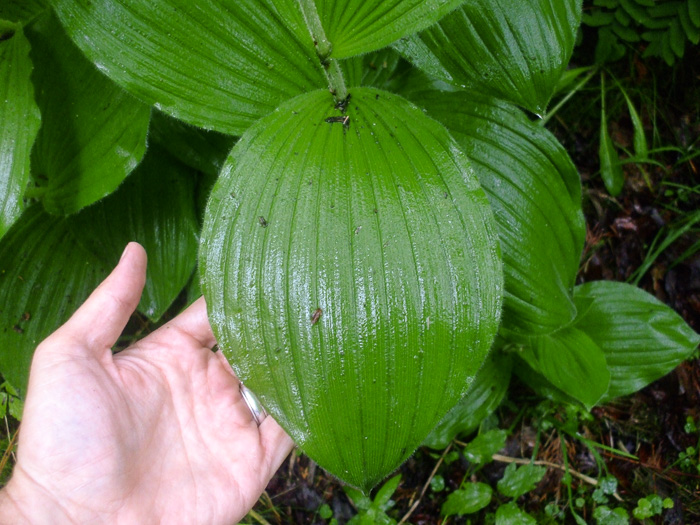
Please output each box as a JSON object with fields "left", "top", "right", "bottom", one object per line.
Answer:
{"left": 424, "top": 351, "right": 512, "bottom": 449}
{"left": 0, "top": 205, "right": 109, "bottom": 396}
{"left": 200, "top": 87, "right": 502, "bottom": 490}
{"left": 68, "top": 146, "right": 199, "bottom": 321}
{"left": 52, "top": 0, "right": 325, "bottom": 135}
{"left": 398, "top": 0, "right": 582, "bottom": 114}
{"left": 27, "top": 11, "right": 150, "bottom": 215}
{"left": 574, "top": 281, "right": 700, "bottom": 401}
{"left": 410, "top": 90, "right": 585, "bottom": 335}
{"left": 0, "top": 21, "right": 41, "bottom": 239}
{"left": 311, "top": 0, "right": 467, "bottom": 59}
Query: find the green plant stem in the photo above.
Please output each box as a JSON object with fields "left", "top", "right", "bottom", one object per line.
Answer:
{"left": 297, "top": 0, "right": 348, "bottom": 101}
{"left": 22, "top": 186, "right": 46, "bottom": 200}
{"left": 541, "top": 67, "right": 598, "bottom": 126}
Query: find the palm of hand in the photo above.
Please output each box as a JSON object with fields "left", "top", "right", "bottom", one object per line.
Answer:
{"left": 8, "top": 244, "right": 292, "bottom": 525}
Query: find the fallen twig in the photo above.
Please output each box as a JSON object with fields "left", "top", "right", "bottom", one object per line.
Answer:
{"left": 491, "top": 453, "right": 623, "bottom": 502}
{"left": 398, "top": 443, "right": 452, "bottom": 525}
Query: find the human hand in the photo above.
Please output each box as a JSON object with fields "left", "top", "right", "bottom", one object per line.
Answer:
{"left": 0, "top": 243, "right": 293, "bottom": 524}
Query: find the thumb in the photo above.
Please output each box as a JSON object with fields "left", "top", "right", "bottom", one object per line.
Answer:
{"left": 50, "top": 242, "right": 147, "bottom": 353}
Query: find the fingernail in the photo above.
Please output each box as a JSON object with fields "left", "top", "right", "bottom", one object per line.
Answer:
{"left": 119, "top": 243, "right": 131, "bottom": 263}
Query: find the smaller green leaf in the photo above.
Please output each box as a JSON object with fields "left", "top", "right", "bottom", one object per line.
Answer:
{"left": 593, "top": 506, "right": 630, "bottom": 525}
{"left": 582, "top": 10, "right": 616, "bottom": 26}
{"left": 599, "top": 79, "right": 624, "bottom": 196}
{"left": 0, "top": 20, "right": 41, "bottom": 238}
{"left": 527, "top": 326, "right": 610, "bottom": 409}
{"left": 414, "top": 0, "right": 583, "bottom": 114}
{"left": 616, "top": 83, "right": 648, "bottom": 160}
{"left": 669, "top": 18, "right": 686, "bottom": 57}
{"left": 27, "top": 11, "right": 150, "bottom": 215}
{"left": 374, "top": 474, "right": 401, "bottom": 509}
{"left": 68, "top": 146, "right": 199, "bottom": 321}
{"left": 464, "top": 429, "right": 508, "bottom": 465}
{"left": 496, "top": 501, "right": 538, "bottom": 525}
{"left": 344, "top": 486, "right": 373, "bottom": 511}
{"left": 342, "top": 48, "right": 401, "bottom": 89}
{"left": 679, "top": 5, "right": 700, "bottom": 44}
{"left": 512, "top": 354, "right": 582, "bottom": 407}
{"left": 148, "top": 110, "right": 236, "bottom": 177}
{"left": 619, "top": 0, "right": 649, "bottom": 24}
{"left": 53, "top": 0, "right": 325, "bottom": 135}
{"left": 574, "top": 281, "right": 700, "bottom": 401}
{"left": 409, "top": 90, "right": 584, "bottom": 336}
{"left": 594, "top": 0, "right": 619, "bottom": 8}
{"left": 0, "top": 0, "right": 47, "bottom": 24}
{"left": 441, "top": 483, "right": 493, "bottom": 516}
{"left": 424, "top": 352, "right": 512, "bottom": 449}
{"left": 314, "top": 0, "right": 467, "bottom": 59}
{"left": 318, "top": 503, "right": 333, "bottom": 520}
{"left": 595, "top": 27, "right": 627, "bottom": 63}
{"left": 430, "top": 475, "right": 446, "bottom": 492}
{"left": 185, "top": 269, "right": 202, "bottom": 307}
{"left": 597, "top": 475, "right": 619, "bottom": 496}
{"left": 0, "top": 205, "right": 110, "bottom": 396}
{"left": 497, "top": 463, "right": 547, "bottom": 499}
{"left": 391, "top": 34, "right": 454, "bottom": 86}
{"left": 690, "top": 0, "right": 700, "bottom": 26}
{"left": 8, "top": 395, "right": 23, "bottom": 420}
{"left": 614, "top": 6, "right": 632, "bottom": 26}
{"left": 648, "top": 2, "right": 684, "bottom": 19}
{"left": 612, "top": 23, "right": 641, "bottom": 42}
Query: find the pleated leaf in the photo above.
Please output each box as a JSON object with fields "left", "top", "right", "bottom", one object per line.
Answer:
{"left": 68, "top": 146, "right": 199, "bottom": 321}
{"left": 27, "top": 11, "right": 150, "bottom": 215}
{"left": 312, "top": 0, "right": 467, "bottom": 59}
{"left": 410, "top": 90, "right": 585, "bottom": 335}
{"left": 52, "top": 0, "right": 325, "bottom": 135}
{"left": 200, "top": 87, "right": 503, "bottom": 490}
{"left": 522, "top": 326, "right": 610, "bottom": 409}
{"left": 424, "top": 351, "right": 512, "bottom": 450}
{"left": 512, "top": 353, "right": 581, "bottom": 408}
{"left": 406, "top": 0, "right": 582, "bottom": 115}
{"left": 148, "top": 110, "right": 236, "bottom": 178}
{"left": 341, "top": 47, "right": 402, "bottom": 89}
{"left": 0, "top": 205, "right": 110, "bottom": 396}
{"left": 574, "top": 281, "right": 700, "bottom": 402}
{"left": 0, "top": 21, "right": 41, "bottom": 239}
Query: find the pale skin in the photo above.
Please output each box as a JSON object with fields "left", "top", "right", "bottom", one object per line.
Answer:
{"left": 0, "top": 242, "right": 293, "bottom": 524}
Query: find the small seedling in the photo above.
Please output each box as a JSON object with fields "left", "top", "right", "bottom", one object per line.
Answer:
{"left": 344, "top": 474, "right": 401, "bottom": 525}
{"left": 632, "top": 494, "right": 673, "bottom": 521}
{"left": 0, "top": 382, "right": 23, "bottom": 421}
